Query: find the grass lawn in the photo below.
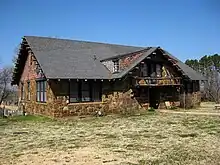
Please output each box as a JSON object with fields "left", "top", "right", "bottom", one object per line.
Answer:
{"left": 0, "top": 112, "right": 220, "bottom": 165}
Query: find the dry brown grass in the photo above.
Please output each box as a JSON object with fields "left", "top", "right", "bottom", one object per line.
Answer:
{"left": 0, "top": 112, "right": 220, "bottom": 165}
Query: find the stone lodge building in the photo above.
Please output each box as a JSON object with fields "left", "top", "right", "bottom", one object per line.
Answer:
{"left": 11, "top": 36, "right": 205, "bottom": 117}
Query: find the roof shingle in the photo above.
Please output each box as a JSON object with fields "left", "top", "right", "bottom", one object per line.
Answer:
{"left": 22, "top": 36, "right": 205, "bottom": 80}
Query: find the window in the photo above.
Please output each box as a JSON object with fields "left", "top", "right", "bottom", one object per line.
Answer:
{"left": 69, "top": 80, "right": 102, "bottom": 103}
{"left": 21, "top": 82, "right": 24, "bottom": 100}
{"left": 70, "top": 81, "right": 79, "bottom": 102}
{"left": 156, "top": 64, "right": 162, "bottom": 77}
{"left": 27, "top": 81, "right": 30, "bottom": 100}
{"left": 140, "top": 62, "right": 148, "bottom": 77}
{"left": 81, "top": 81, "right": 90, "bottom": 102}
{"left": 113, "top": 60, "right": 119, "bottom": 73}
{"left": 36, "top": 80, "right": 47, "bottom": 102}
{"left": 92, "top": 82, "right": 102, "bottom": 102}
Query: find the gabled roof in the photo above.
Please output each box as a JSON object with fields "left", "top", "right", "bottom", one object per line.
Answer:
{"left": 111, "top": 47, "right": 205, "bottom": 80}
{"left": 161, "top": 49, "right": 206, "bottom": 80}
{"left": 24, "top": 36, "right": 145, "bottom": 79}
{"left": 25, "top": 36, "right": 144, "bottom": 61}
{"left": 12, "top": 36, "right": 205, "bottom": 85}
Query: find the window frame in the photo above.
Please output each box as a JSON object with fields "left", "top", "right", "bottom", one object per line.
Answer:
{"left": 69, "top": 80, "right": 79, "bottom": 103}
{"left": 113, "top": 59, "right": 119, "bottom": 73}
{"left": 36, "top": 80, "right": 47, "bottom": 103}
{"left": 27, "top": 81, "right": 30, "bottom": 101}
{"left": 21, "top": 82, "right": 24, "bottom": 100}
{"left": 81, "top": 81, "right": 91, "bottom": 102}
{"left": 69, "top": 80, "right": 102, "bottom": 103}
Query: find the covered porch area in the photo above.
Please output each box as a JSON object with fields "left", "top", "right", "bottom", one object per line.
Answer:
{"left": 134, "top": 85, "right": 181, "bottom": 109}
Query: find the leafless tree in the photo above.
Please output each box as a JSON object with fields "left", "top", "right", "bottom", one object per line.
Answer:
{"left": 0, "top": 67, "right": 13, "bottom": 105}
{"left": 203, "top": 70, "right": 220, "bottom": 103}
{"left": 186, "top": 54, "right": 220, "bottom": 103}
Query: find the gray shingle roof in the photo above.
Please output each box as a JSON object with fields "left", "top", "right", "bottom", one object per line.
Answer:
{"left": 25, "top": 36, "right": 145, "bottom": 79}
{"left": 23, "top": 36, "right": 204, "bottom": 80}
{"left": 25, "top": 36, "right": 144, "bottom": 61}
{"left": 162, "top": 50, "right": 206, "bottom": 80}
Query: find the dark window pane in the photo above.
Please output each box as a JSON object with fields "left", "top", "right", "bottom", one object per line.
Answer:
{"left": 92, "top": 82, "right": 101, "bottom": 102}
{"left": 81, "top": 81, "right": 90, "bottom": 102}
{"left": 70, "top": 81, "right": 79, "bottom": 102}
{"left": 82, "top": 91, "right": 90, "bottom": 101}
{"left": 27, "top": 82, "right": 30, "bottom": 100}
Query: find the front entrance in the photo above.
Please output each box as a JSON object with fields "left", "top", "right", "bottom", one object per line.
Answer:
{"left": 149, "top": 87, "right": 160, "bottom": 109}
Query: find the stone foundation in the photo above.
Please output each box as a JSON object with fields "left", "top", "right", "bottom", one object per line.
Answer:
{"left": 20, "top": 78, "right": 202, "bottom": 117}
{"left": 23, "top": 87, "right": 144, "bottom": 117}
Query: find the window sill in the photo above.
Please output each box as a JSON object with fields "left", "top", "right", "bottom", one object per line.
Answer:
{"left": 68, "top": 102, "right": 104, "bottom": 106}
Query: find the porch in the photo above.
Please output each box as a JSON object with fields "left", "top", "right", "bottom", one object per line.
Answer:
{"left": 134, "top": 77, "right": 181, "bottom": 86}
{"left": 134, "top": 86, "right": 181, "bottom": 109}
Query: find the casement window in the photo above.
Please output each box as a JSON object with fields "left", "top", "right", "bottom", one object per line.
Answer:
{"left": 92, "top": 82, "right": 102, "bottom": 102}
{"left": 69, "top": 80, "right": 102, "bottom": 103}
{"left": 70, "top": 81, "right": 79, "bottom": 103}
{"left": 36, "top": 80, "right": 47, "bottom": 102}
{"left": 21, "top": 82, "right": 25, "bottom": 100}
{"left": 27, "top": 81, "right": 30, "bottom": 100}
{"left": 81, "top": 81, "right": 90, "bottom": 102}
{"left": 140, "top": 62, "right": 148, "bottom": 77}
{"left": 156, "top": 64, "right": 162, "bottom": 77}
{"left": 113, "top": 59, "right": 119, "bottom": 73}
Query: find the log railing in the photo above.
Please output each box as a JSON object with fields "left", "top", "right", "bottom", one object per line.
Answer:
{"left": 134, "top": 77, "right": 181, "bottom": 86}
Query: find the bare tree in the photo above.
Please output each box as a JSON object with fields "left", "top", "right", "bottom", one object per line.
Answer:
{"left": 186, "top": 54, "right": 220, "bottom": 103}
{"left": 203, "top": 70, "right": 220, "bottom": 103}
{"left": 0, "top": 67, "right": 13, "bottom": 105}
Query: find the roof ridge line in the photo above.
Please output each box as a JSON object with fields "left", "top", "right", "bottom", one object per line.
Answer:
{"left": 24, "top": 36, "right": 146, "bottom": 48}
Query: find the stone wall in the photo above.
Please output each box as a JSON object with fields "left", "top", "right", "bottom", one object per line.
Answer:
{"left": 21, "top": 77, "right": 144, "bottom": 117}
{"left": 54, "top": 79, "right": 144, "bottom": 117}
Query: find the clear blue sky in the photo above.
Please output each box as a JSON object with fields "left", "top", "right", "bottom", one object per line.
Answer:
{"left": 0, "top": 0, "right": 219, "bottom": 66}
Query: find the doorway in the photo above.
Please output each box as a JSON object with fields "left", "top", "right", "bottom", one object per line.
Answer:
{"left": 149, "top": 87, "right": 160, "bottom": 109}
